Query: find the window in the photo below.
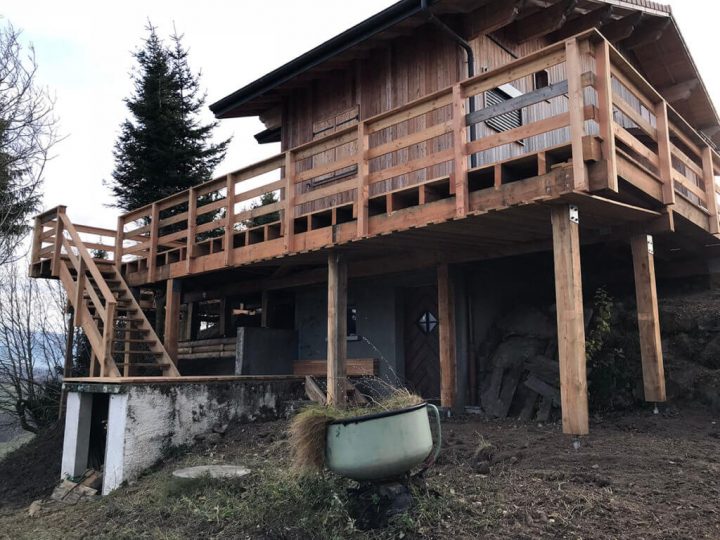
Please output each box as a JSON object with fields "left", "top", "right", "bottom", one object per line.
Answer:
{"left": 485, "top": 84, "right": 523, "bottom": 134}
{"left": 534, "top": 70, "right": 550, "bottom": 90}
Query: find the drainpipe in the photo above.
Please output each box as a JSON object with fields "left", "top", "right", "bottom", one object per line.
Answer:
{"left": 420, "top": 0, "right": 477, "bottom": 165}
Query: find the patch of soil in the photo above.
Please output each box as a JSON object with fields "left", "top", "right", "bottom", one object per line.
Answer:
{"left": 0, "top": 422, "right": 64, "bottom": 510}
{"left": 0, "top": 407, "right": 719, "bottom": 539}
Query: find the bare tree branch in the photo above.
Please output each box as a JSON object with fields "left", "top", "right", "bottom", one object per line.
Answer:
{"left": 0, "top": 22, "right": 60, "bottom": 266}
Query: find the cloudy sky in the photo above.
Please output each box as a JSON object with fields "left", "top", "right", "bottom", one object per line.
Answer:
{"left": 3, "top": 0, "right": 719, "bottom": 231}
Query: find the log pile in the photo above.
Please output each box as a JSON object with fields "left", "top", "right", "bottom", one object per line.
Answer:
{"left": 479, "top": 305, "right": 590, "bottom": 422}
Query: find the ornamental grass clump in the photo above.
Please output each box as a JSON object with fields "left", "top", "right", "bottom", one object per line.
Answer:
{"left": 289, "top": 389, "right": 424, "bottom": 472}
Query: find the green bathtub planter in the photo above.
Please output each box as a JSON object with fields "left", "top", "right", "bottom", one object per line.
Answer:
{"left": 325, "top": 402, "right": 442, "bottom": 481}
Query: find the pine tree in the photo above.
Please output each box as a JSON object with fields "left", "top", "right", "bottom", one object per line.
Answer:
{"left": 107, "top": 24, "right": 230, "bottom": 212}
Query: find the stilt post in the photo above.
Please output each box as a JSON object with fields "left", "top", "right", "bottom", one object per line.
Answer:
{"left": 551, "top": 204, "right": 589, "bottom": 435}
{"left": 630, "top": 234, "right": 666, "bottom": 402}
{"left": 437, "top": 263, "right": 456, "bottom": 409}
{"left": 327, "top": 251, "right": 348, "bottom": 407}
{"left": 164, "top": 278, "right": 181, "bottom": 366}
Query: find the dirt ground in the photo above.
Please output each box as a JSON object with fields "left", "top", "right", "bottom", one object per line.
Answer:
{"left": 0, "top": 422, "right": 63, "bottom": 510}
{"left": 0, "top": 403, "right": 718, "bottom": 539}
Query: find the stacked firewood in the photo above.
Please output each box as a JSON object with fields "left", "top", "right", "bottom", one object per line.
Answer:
{"left": 478, "top": 305, "right": 585, "bottom": 422}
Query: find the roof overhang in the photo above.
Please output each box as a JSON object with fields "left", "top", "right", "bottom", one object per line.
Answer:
{"left": 210, "top": 0, "right": 720, "bottom": 146}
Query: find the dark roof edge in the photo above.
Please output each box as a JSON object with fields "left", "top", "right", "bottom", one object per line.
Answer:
{"left": 209, "top": 0, "right": 429, "bottom": 118}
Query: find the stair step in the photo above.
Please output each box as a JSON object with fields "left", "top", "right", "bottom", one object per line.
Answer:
{"left": 115, "top": 363, "right": 171, "bottom": 368}
{"left": 114, "top": 338, "right": 157, "bottom": 344}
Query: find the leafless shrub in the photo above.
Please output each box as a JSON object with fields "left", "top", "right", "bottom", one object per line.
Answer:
{"left": 0, "top": 261, "right": 68, "bottom": 433}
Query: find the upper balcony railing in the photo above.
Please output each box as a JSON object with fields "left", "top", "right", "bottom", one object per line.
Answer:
{"left": 30, "top": 30, "right": 720, "bottom": 284}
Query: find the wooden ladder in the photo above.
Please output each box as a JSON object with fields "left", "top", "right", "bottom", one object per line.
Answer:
{"left": 52, "top": 210, "right": 179, "bottom": 378}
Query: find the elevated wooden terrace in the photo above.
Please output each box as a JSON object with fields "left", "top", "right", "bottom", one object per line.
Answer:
{"left": 31, "top": 30, "right": 720, "bottom": 287}
{"left": 29, "top": 30, "right": 720, "bottom": 435}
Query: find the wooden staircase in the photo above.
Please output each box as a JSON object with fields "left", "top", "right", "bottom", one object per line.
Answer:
{"left": 35, "top": 207, "right": 178, "bottom": 378}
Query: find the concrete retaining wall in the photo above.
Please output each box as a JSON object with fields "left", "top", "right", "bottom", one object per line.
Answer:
{"left": 61, "top": 378, "right": 305, "bottom": 495}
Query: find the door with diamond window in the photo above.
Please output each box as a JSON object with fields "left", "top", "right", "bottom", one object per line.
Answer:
{"left": 403, "top": 286, "right": 441, "bottom": 401}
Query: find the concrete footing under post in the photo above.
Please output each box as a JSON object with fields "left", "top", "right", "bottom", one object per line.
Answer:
{"left": 60, "top": 378, "right": 305, "bottom": 495}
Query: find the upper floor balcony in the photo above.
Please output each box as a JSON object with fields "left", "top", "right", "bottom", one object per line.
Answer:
{"left": 29, "top": 30, "right": 720, "bottom": 287}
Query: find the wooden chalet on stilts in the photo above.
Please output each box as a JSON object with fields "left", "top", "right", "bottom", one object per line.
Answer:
{"left": 31, "top": 0, "right": 720, "bottom": 435}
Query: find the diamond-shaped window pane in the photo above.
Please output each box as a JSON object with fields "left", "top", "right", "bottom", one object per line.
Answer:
{"left": 417, "top": 311, "right": 438, "bottom": 334}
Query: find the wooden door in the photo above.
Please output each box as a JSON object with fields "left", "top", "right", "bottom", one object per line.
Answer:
{"left": 403, "top": 286, "right": 441, "bottom": 401}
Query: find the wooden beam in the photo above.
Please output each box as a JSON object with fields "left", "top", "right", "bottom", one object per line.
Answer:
{"left": 702, "top": 146, "right": 720, "bottom": 234}
{"left": 148, "top": 203, "right": 159, "bottom": 282}
{"left": 284, "top": 152, "right": 296, "bottom": 251}
{"left": 630, "top": 234, "right": 666, "bottom": 402}
{"left": 620, "top": 17, "right": 671, "bottom": 50}
{"left": 655, "top": 101, "right": 676, "bottom": 205}
{"left": 549, "top": 5, "right": 615, "bottom": 42}
{"left": 466, "top": 0, "right": 523, "bottom": 39}
{"left": 453, "top": 84, "right": 469, "bottom": 218}
{"left": 164, "top": 278, "right": 181, "bottom": 366}
{"left": 437, "top": 263, "right": 456, "bottom": 409}
{"left": 565, "top": 37, "right": 588, "bottom": 190}
{"left": 601, "top": 12, "right": 643, "bottom": 43}
{"left": 508, "top": 0, "right": 578, "bottom": 43}
{"left": 593, "top": 39, "right": 618, "bottom": 192}
{"left": 326, "top": 251, "right": 347, "bottom": 407}
{"left": 551, "top": 204, "right": 589, "bottom": 436}
{"left": 356, "top": 122, "right": 370, "bottom": 237}
{"left": 659, "top": 79, "right": 700, "bottom": 103}
{"left": 186, "top": 189, "right": 197, "bottom": 274}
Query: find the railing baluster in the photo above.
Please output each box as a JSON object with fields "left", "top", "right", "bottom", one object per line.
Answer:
{"left": 50, "top": 206, "right": 67, "bottom": 277}
{"left": 452, "top": 84, "right": 469, "bottom": 217}
{"left": 356, "top": 122, "right": 370, "bottom": 237}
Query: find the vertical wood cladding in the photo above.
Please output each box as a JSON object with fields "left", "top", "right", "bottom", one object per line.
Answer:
{"left": 281, "top": 17, "right": 587, "bottom": 215}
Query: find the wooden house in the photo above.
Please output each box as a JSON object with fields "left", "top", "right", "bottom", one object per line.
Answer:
{"left": 30, "top": 0, "right": 720, "bottom": 438}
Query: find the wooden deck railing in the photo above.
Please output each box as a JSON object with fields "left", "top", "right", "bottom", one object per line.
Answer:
{"left": 30, "top": 30, "right": 720, "bottom": 286}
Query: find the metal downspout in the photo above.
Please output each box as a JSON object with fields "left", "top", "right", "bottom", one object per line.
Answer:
{"left": 420, "top": 0, "right": 477, "bottom": 165}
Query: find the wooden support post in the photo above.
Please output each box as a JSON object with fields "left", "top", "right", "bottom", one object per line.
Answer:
{"left": 593, "top": 39, "right": 618, "bottom": 192}
{"left": 51, "top": 207, "right": 66, "bottom": 277}
{"left": 101, "top": 301, "right": 116, "bottom": 378}
{"left": 702, "top": 146, "right": 720, "bottom": 234}
{"left": 185, "top": 301, "right": 198, "bottom": 341}
{"left": 284, "top": 152, "right": 296, "bottom": 252}
{"left": 327, "top": 251, "right": 347, "bottom": 407}
{"left": 59, "top": 304, "right": 75, "bottom": 418}
{"left": 630, "top": 234, "right": 667, "bottom": 402}
{"left": 164, "top": 278, "right": 181, "bottom": 366}
{"left": 356, "top": 122, "right": 370, "bottom": 237}
{"left": 31, "top": 215, "right": 42, "bottom": 265}
{"left": 225, "top": 173, "right": 235, "bottom": 266}
{"left": 148, "top": 202, "right": 159, "bottom": 282}
{"left": 655, "top": 101, "right": 676, "bottom": 205}
{"left": 551, "top": 204, "right": 589, "bottom": 436}
{"left": 565, "top": 38, "right": 588, "bottom": 191}
{"left": 186, "top": 188, "right": 197, "bottom": 273}
{"left": 437, "top": 263, "right": 456, "bottom": 409}
{"left": 73, "top": 257, "right": 86, "bottom": 327}
{"left": 452, "top": 84, "right": 469, "bottom": 218}
{"left": 115, "top": 216, "right": 125, "bottom": 270}
{"left": 123, "top": 326, "right": 131, "bottom": 377}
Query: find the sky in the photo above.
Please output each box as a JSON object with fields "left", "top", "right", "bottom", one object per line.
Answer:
{"left": 2, "top": 0, "right": 720, "bottom": 232}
